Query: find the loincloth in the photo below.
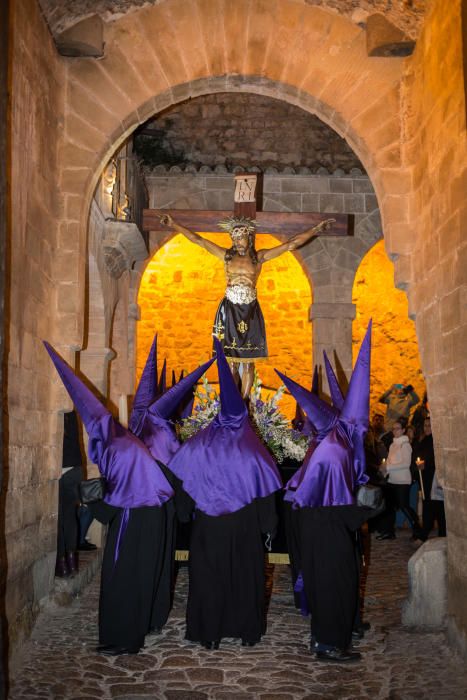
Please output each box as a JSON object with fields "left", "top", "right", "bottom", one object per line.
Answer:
{"left": 213, "top": 286, "right": 268, "bottom": 362}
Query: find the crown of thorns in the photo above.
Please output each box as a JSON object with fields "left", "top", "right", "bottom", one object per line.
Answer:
{"left": 218, "top": 216, "right": 257, "bottom": 238}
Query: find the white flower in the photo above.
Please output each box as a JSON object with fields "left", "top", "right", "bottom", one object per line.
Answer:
{"left": 178, "top": 371, "right": 311, "bottom": 463}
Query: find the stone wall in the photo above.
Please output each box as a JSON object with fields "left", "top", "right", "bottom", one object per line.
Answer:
{"left": 135, "top": 93, "right": 364, "bottom": 172}
{"left": 401, "top": 0, "right": 467, "bottom": 655}
{"left": 38, "top": 0, "right": 425, "bottom": 41}
{"left": 7, "top": 0, "right": 65, "bottom": 656}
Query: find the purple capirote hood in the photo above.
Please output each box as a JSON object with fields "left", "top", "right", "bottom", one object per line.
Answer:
{"left": 323, "top": 350, "right": 344, "bottom": 411}
{"left": 133, "top": 356, "right": 215, "bottom": 464}
{"left": 129, "top": 334, "right": 159, "bottom": 433}
{"left": 167, "top": 340, "right": 282, "bottom": 515}
{"left": 275, "top": 369, "right": 338, "bottom": 434}
{"left": 43, "top": 341, "right": 174, "bottom": 508}
{"left": 290, "top": 423, "right": 367, "bottom": 509}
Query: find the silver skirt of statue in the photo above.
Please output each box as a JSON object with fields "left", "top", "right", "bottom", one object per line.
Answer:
{"left": 225, "top": 284, "right": 257, "bottom": 305}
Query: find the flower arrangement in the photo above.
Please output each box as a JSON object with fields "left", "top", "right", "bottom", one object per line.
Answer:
{"left": 249, "top": 373, "right": 310, "bottom": 463}
{"left": 177, "top": 375, "right": 221, "bottom": 442}
{"left": 178, "top": 372, "right": 311, "bottom": 464}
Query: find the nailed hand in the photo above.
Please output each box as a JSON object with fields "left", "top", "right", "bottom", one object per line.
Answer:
{"left": 159, "top": 213, "right": 175, "bottom": 227}
{"left": 316, "top": 218, "right": 336, "bottom": 232}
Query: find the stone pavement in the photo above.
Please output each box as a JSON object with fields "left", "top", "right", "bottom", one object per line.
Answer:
{"left": 10, "top": 531, "right": 467, "bottom": 700}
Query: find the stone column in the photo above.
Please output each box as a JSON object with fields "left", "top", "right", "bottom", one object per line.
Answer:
{"left": 310, "top": 302, "right": 356, "bottom": 394}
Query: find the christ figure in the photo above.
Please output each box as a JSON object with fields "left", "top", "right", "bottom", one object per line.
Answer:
{"left": 159, "top": 214, "right": 335, "bottom": 398}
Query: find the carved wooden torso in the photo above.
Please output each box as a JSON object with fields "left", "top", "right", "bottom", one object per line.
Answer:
{"left": 224, "top": 252, "right": 262, "bottom": 289}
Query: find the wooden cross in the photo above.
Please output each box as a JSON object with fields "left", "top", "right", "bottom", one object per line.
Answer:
{"left": 142, "top": 173, "right": 353, "bottom": 237}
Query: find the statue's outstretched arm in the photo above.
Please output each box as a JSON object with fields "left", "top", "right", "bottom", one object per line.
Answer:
{"left": 258, "top": 218, "right": 335, "bottom": 262}
{"left": 159, "top": 214, "right": 226, "bottom": 260}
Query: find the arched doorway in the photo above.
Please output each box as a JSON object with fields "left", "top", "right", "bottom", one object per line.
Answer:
{"left": 352, "top": 240, "right": 426, "bottom": 416}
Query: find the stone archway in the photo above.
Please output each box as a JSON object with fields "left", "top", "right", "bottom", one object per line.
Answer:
{"left": 5, "top": 0, "right": 465, "bottom": 668}
{"left": 57, "top": 0, "right": 411, "bottom": 365}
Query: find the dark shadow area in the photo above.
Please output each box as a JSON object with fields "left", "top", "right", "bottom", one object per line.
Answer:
{"left": 0, "top": 2, "right": 11, "bottom": 696}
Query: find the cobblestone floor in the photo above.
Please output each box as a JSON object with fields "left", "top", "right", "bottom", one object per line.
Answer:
{"left": 10, "top": 530, "right": 467, "bottom": 699}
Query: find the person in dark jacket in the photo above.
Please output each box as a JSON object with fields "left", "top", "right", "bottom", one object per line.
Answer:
{"left": 413, "top": 417, "right": 446, "bottom": 541}
{"left": 55, "top": 410, "right": 83, "bottom": 577}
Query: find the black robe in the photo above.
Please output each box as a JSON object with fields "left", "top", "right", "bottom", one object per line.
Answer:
{"left": 89, "top": 500, "right": 176, "bottom": 649}
{"left": 176, "top": 489, "right": 277, "bottom": 644}
{"left": 283, "top": 500, "right": 302, "bottom": 608}
{"left": 298, "top": 505, "right": 371, "bottom": 649}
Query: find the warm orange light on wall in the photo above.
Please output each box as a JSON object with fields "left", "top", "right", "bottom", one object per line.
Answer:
{"left": 137, "top": 233, "right": 313, "bottom": 418}
{"left": 352, "top": 240, "right": 426, "bottom": 418}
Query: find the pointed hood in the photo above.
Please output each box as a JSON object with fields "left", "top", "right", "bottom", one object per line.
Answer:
{"left": 215, "top": 338, "right": 248, "bottom": 424}
{"left": 275, "top": 369, "right": 338, "bottom": 435}
{"left": 151, "top": 357, "right": 215, "bottom": 420}
{"left": 311, "top": 365, "right": 319, "bottom": 395}
{"left": 167, "top": 341, "right": 281, "bottom": 516}
{"left": 137, "top": 356, "right": 215, "bottom": 464}
{"left": 291, "top": 423, "right": 358, "bottom": 508}
{"left": 158, "top": 359, "right": 167, "bottom": 395}
{"left": 43, "top": 342, "right": 173, "bottom": 509}
{"left": 323, "top": 351, "right": 344, "bottom": 411}
{"left": 44, "top": 342, "right": 111, "bottom": 463}
{"left": 293, "top": 366, "right": 318, "bottom": 436}
{"left": 339, "top": 320, "right": 372, "bottom": 428}
{"left": 286, "top": 325, "right": 372, "bottom": 508}
{"left": 179, "top": 370, "right": 196, "bottom": 419}
{"left": 129, "top": 334, "right": 159, "bottom": 434}
{"left": 338, "top": 320, "right": 372, "bottom": 485}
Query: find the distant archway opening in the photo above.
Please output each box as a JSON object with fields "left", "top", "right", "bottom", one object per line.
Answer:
{"left": 352, "top": 240, "right": 426, "bottom": 417}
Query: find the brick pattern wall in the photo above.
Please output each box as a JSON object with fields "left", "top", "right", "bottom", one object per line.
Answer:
{"left": 136, "top": 93, "right": 364, "bottom": 173}
{"left": 7, "top": 0, "right": 65, "bottom": 654}
{"left": 402, "top": 0, "right": 467, "bottom": 653}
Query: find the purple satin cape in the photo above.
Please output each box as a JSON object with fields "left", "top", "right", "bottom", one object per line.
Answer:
{"left": 167, "top": 413, "right": 282, "bottom": 516}
{"left": 89, "top": 414, "right": 174, "bottom": 509}
{"left": 290, "top": 422, "right": 368, "bottom": 509}
{"left": 137, "top": 416, "right": 180, "bottom": 466}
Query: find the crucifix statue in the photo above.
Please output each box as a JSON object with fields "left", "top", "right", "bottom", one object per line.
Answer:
{"left": 145, "top": 173, "right": 352, "bottom": 398}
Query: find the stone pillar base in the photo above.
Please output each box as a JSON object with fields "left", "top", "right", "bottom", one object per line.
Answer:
{"left": 402, "top": 538, "right": 447, "bottom": 628}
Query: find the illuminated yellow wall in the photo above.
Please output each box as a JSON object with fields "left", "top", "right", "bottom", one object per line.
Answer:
{"left": 352, "top": 240, "right": 426, "bottom": 417}
{"left": 137, "top": 233, "right": 313, "bottom": 417}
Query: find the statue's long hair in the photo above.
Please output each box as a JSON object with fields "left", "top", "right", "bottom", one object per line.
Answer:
{"left": 224, "top": 235, "right": 258, "bottom": 264}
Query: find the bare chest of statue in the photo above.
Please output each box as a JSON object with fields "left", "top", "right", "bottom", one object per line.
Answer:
{"left": 224, "top": 253, "right": 261, "bottom": 289}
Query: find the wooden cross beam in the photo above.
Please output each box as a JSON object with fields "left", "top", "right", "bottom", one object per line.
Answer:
{"left": 142, "top": 173, "right": 354, "bottom": 238}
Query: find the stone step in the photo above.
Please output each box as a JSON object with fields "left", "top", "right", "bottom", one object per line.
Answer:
{"left": 52, "top": 549, "right": 102, "bottom": 606}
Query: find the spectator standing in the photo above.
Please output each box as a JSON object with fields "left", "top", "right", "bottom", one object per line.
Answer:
{"left": 411, "top": 392, "right": 429, "bottom": 441}
{"left": 379, "top": 384, "right": 420, "bottom": 433}
{"left": 413, "top": 417, "right": 446, "bottom": 541}
{"left": 376, "top": 420, "right": 421, "bottom": 540}
{"left": 55, "top": 410, "right": 82, "bottom": 577}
